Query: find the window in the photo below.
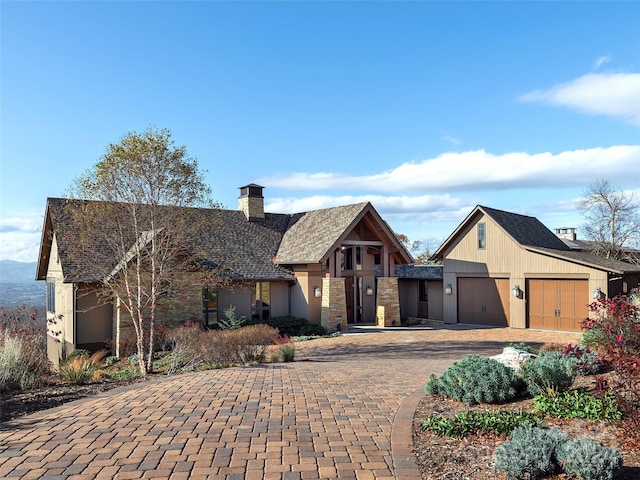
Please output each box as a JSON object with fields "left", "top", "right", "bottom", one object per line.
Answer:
{"left": 202, "top": 287, "right": 218, "bottom": 328}
{"left": 46, "top": 278, "right": 56, "bottom": 313}
{"left": 341, "top": 246, "right": 362, "bottom": 271}
{"left": 419, "top": 280, "right": 428, "bottom": 302}
{"left": 252, "top": 282, "right": 270, "bottom": 321}
{"left": 478, "top": 222, "right": 486, "bottom": 249}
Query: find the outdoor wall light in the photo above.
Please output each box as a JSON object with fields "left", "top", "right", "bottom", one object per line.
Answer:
{"left": 366, "top": 286, "right": 374, "bottom": 296}
{"left": 512, "top": 285, "right": 522, "bottom": 298}
{"left": 314, "top": 286, "right": 321, "bottom": 298}
{"left": 593, "top": 287, "right": 605, "bottom": 300}
{"left": 445, "top": 284, "right": 453, "bottom": 295}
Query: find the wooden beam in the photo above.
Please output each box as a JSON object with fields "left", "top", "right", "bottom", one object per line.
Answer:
{"left": 341, "top": 240, "right": 384, "bottom": 246}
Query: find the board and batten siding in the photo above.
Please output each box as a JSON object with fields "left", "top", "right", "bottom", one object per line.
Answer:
{"left": 442, "top": 212, "right": 607, "bottom": 329}
{"left": 46, "top": 234, "right": 76, "bottom": 363}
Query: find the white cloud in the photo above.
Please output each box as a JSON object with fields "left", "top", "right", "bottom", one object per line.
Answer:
{"left": 442, "top": 135, "right": 462, "bottom": 145}
{"left": 265, "top": 193, "right": 468, "bottom": 214}
{"left": 260, "top": 145, "right": 640, "bottom": 192}
{"left": 0, "top": 217, "right": 40, "bottom": 234}
{"left": 519, "top": 72, "right": 640, "bottom": 127}
{"left": 0, "top": 217, "right": 41, "bottom": 262}
{"left": 592, "top": 55, "right": 612, "bottom": 71}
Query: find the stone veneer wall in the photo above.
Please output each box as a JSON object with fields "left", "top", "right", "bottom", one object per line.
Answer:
{"left": 238, "top": 195, "right": 264, "bottom": 220}
{"left": 376, "top": 277, "right": 401, "bottom": 327}
{"left": 115, "top": 289, "right": 203, "bottom": 357}
{"left": 320, "top": 277, "right": 347, "bottom": 333}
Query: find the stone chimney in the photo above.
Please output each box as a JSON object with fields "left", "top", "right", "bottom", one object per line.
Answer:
{"left": 238, "top": 184, "right": 265, "bottom": 221}
{"left": 555, "top": 227, "right": 576, "bottom": 241}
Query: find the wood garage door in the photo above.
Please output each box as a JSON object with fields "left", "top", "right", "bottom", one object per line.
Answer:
{"left": 527, "top": 279, "right": 588, "bottom": 332}
{"left": 458, "top": 278, "right": 510, "bottom": 326}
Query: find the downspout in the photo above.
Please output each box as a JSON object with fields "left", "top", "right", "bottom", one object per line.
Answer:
{"left": 72, "top": 284, "right": 78, "bottom": 351}
{"left": 287, "top": 279, "right": 296, "bottom": 315}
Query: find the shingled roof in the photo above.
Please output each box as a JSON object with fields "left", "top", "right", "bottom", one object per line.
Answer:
{"left": 433, "top": 205, "right": 640, "bottom": 274}
{"left": 37, "top": 198, "right": 402, "bottom": 284}
{"left": 276, "top": 202, "right": 370, "bottom": 264}
{"left": 37, "top": 198, "right": 117, "bottom": 283}
{"left": 525, "top": 247, "right": 640, "bottom": 274}
{"left": 479, "top": 206, "right": 570, "bottom": 250}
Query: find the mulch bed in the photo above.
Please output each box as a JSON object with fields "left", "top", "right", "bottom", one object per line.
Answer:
{"left": 0, "top": 379, "right": 138, "bottom": 423}
{"left": 412, "top": 386, "right": 640, "bottom": 480}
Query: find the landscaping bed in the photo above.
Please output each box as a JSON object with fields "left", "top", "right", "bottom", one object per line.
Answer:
{"left": 412, "top": 373, "right": 640, "bottom": 480}
{"left": 1, "top": 377, "right": 138, "bottom": 422}
{"left": 413, "top": 395, "right": 640, "bottom": 479}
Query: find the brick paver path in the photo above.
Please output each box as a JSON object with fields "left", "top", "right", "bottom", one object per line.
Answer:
{"left": 0, "top": 326, "right": 580, "bottom": 479}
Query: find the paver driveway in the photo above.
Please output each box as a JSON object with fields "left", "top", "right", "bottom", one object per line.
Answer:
{"left": 0, "top": 325, "right": 580, "bottom": 480}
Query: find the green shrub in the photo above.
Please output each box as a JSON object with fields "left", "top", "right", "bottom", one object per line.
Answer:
{"left": 273, "top": 334, "right": 296, "bottom": 362}
{"left": 59, "top": 350, "right": 107, "bottom": 385}
{"left": 128, "top": 353, "right": 140, "bottom": 367}
{"left": 520, "top": 351, "right": 577, "bottom": 397}
{"left": 563, "top": 344, "right": 604, "bottom": 376}
{"left": 66, "top": 349, "right": 91, "bottom": 361}
{"left": 533, "top": 390, "right": 622, "bottom": 421}
{"left": 105, "top": 355, "right": 119, "bottom": 366}
{"left": 277, "top": 344, "right": 296, "bottom": 362}
{"left": 424, "top": 373, "right": 439, "bottom": 395}
{"left": 427, "top": 355, "right": 521, "bottom": 405}
{"left": 246, "top": 315, "right": 309, "bottom": 336}
{"left": 421, "top": 409, "right": 540, "bottom": 439}
{"left": 507, "top": 342, "right": 535, "bottom": 353}
{"left": 218, "top": 306, "right": 247, "bottom": 330}
{"left": 299, "top": 323, "right": 327, "bottom": 337}
{"left": 574, "top": 351, "right": 605, "bottom": 376}
{"left": 109, "top": 367, "right": 140, "bottom": 381}
{"left": 494, "top": 425, "right": 567, "bottom": 479}
{"left": 581, "top": 327, "right": 610, "bottom": 350}
{"left": 556, "top": 438, "right": 623, "bottom": 480}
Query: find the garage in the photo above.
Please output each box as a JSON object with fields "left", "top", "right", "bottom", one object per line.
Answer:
{"left": 527, "top": 279, "right": 589, "bottom": 332}
{"left": 457, "top": 277, "right": 510, "bottom": 326}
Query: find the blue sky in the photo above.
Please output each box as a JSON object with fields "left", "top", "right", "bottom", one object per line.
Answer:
{"left": 1, "top": 1, "right": 639, "bottom": 263}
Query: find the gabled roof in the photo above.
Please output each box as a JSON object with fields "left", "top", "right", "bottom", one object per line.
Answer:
{"left": 275, "top": 202, "right": 412, "bottom": 264}
{"left": 37, "top": 197, "right": 411, "bottom": 284}
{"left": 433, "top": 205, "right": 568, "bottom": 260}
{"left": 37, "top": 198, "right": 116, "bottom": 283}
{"left": 276, "top": 203, "right": 369, "bottom": 264}
{"left": 479, "top": 206, "right": 570, "bottom": 250}
{"left": 433, "top": 205, "right": 640, "bottom": 274}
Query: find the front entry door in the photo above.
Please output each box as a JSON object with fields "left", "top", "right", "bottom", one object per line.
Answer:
{"left": 345, "top": 276, "right": 354, "bottom": 323}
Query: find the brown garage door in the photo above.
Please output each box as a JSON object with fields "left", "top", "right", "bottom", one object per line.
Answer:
{"left": 458, "top": 278, "right": 510, "bottom": 326}
{"left": 527, "top": 279, "right": 589, "bottom": 332}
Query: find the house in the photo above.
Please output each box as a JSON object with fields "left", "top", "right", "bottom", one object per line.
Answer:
{"left": 37, "top": 184, "right": 414, "bottom": 363}
{"left": 432, "top": 205, "right": 640, "bottom": 332}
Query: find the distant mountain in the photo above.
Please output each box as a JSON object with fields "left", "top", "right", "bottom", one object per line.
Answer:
{"left": 0, "top": 260, "right": 45, "bottom": 308}
{"left": 0, "top": 260, "right": 38, "bottom": 283}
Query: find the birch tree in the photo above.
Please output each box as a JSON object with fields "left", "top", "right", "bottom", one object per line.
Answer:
{"left": 69, "top": 127, "right": 215, "bottom": 375}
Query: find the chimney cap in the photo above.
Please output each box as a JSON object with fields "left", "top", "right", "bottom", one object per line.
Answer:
{"left": 239, "top": 184, "right": 264, "bottom": 198}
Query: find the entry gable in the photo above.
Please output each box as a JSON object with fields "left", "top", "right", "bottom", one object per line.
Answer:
{"left": 275, "top": 202, "right": 412, "bottom": 265}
